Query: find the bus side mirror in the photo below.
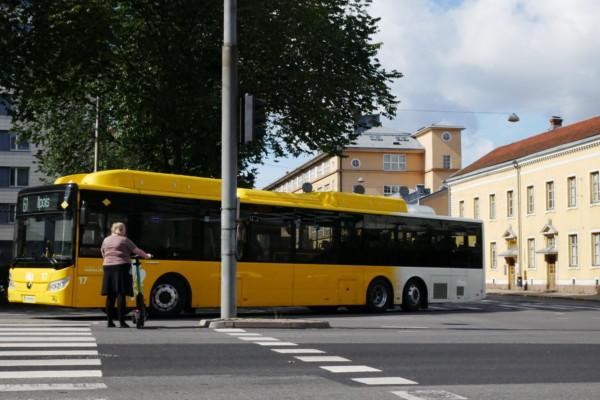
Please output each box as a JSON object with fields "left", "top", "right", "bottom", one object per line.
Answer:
{"left": 79, "top": 202, "right": 88, "bottom": 225}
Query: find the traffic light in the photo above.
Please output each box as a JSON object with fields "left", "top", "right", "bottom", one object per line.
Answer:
{"left": 241, "top": 93, "right": 267, "bottom": 144}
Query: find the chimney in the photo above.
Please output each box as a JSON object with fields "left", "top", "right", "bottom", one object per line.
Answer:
{"left": 549, "top": 116, "right": 563, "bottom": 130}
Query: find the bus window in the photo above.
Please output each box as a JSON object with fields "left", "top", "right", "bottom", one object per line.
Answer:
{"left": 243, "top": 211, "right": 293, "bottom": 263}
{"left": 295, "top": 211, "right": 337, "bottom": 264}
{"left": 339, "top": 213, "right": 362, "bottom": 265}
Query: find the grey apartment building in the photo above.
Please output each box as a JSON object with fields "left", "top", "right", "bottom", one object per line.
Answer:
{"left": 0, "top": 101, "right": 48, "bottom": 268}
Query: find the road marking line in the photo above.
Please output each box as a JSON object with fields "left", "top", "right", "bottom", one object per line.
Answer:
{"left": 0, "top": 343, "right": 98, "bottom": 348}
{"left": 238, "top": 336, "right": 278, "bottom": 341}
{"left": 0, "top": 337, "right": 96, "bottom": 342}
{"left": 0, "top": 370, "right": 103, "bottom": 379}
{"left": 381, "top": 326, "right": 429, "bottom": 329}
{"left": 0, "top": 332, "right": 92, "bottom": 336}
{"left": 0, "top": 359, "right": 102, "bottom": 367}
{"left": 0, "top": 383, "right": 107, "bottom": 392}
{"left": 226, "top": 333, "right": 261, "bottom": 336}
{"left": 295, "top": 356, "right": 350, "bottom": 362}
{"left": 255, "top": 342, "right": 298, "bottom": 346}
{"left": 352, "top": 377, "right": 418, "bottom": 385}
{"left": 320, "top": 365, "right": 381, "bottom": 373}
{"left": 0, "top": 328, "right": 91, "bottom": 332}
{"left": 0, "top": 350, "right": 99, "bottom": 356}
{"left": 214, "top": 328, "right": 246, "bottom": 333}
{"left": 272, "top": 349, "right": 325, "bottom": 354}
{"left": 391, "top": 390, "right": 467, "bottom": 399}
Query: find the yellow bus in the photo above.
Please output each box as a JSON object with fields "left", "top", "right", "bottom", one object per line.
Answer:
{"left": 8, "top": 170, "right": 484, "bottom": 316}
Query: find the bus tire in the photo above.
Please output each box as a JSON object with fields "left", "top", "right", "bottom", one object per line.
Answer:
{"left": 366, "top": 278, "right": 393, "bottom": 313}
{"left": 401, "top": 278, "right": 426, "bottom": 312}
{"left": 149, "top": 276, "right": 187, "bottom": 318}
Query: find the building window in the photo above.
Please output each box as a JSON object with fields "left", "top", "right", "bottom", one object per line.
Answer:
{"left": 593, "top": 233, "right": 600, "bottom": 266}
{"left": 9, "top": 133, "right": 29, "bottom": 151}
{"left": 383, "top": 185, "right": 400, "bottom": 196}
{"left": 547, "top": 236, "right": 555, "bottom": 249}
{"left": 489, "top": 194, "right": 496, "bottom": 219}
{"left": 490, "top": 242, "right": 497, "bottom": 269}
{"left": 507, "top": 190, "right": 514, "bottom": 217}
{"left": 528, "top": 238, "right": 536, "bottom": 269}
{"left": 459, "top": 200, "right": 464, "bottom": 218}
{"left": 568, "top": 176, "right": 577, "bottom": 208}
{"left": 443, "top": 155, "right": 451, "bottom": 169}
{"left": 591, "top": 171, "right": 600, "bottom": 204}
{"left": 546, "top": 181, "right": 555, "bottom": 210}
{"left": 441, "top": 131, "right": 452, "bottom": 142}
{"left": 473, "top": 197, "right": 479, "bottom": 219}
{"left": 0, "top": 203, "right": 16, "bottom": 224}
{"left": 1, "top": 167, "right": 29, "bottom": 187}
{"left": 568, "top": 234, "right": 578, "bottom": 267}
{"left": 350, "top": 159, "right": 361, "bottom": 168}
{"left": 383, "top": 154, "right": 406, "bottom": 171}
{"left": 527, "top": 185, "right": 534, "bottom": 214}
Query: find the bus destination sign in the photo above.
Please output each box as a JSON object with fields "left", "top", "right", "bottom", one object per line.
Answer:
{"left": 19, "top": 192, "right": 67, "bottom": 213}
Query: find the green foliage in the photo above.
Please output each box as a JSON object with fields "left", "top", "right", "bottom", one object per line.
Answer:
{"left": 0, "top": 0, "right": 401, "bottom": 187}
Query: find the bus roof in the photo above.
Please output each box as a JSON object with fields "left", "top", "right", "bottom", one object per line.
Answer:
{"left": 55, "top": 169, "right": 408, "bottom": 215}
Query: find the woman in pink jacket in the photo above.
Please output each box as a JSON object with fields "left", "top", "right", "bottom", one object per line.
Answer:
{"left": 101, "top": 222, "right": 152, "bottom": 328}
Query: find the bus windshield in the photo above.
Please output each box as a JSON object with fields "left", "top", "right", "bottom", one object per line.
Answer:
{"left": 12, "top": 186, "right": 76, "bottom": 268}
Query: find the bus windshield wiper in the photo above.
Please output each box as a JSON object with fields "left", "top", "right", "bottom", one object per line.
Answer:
{"left": 38, "top": 253, "right": 58, "bottom": 265}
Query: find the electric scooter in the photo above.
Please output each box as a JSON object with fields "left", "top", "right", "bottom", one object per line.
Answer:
{"left": 131, "top": 256, "right": 146, "bottom": 329}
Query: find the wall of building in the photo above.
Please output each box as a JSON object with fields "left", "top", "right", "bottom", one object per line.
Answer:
{"left": 341, "top": 149, "right": 425, "bottom": 195}
{"left": 415, "top": 127, "right": 462, "bottom": 192}
{"left": 449, "top": 139, "right": 600, "bottom": 294}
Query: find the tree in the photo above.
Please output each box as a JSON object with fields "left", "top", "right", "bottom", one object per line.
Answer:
{"left": 0, "top": 0, "right": 402, "bottom": 187}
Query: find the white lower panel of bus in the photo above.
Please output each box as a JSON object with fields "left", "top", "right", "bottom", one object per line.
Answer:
{"left": 394, "top": 267, "right": 484, "bottom": 304}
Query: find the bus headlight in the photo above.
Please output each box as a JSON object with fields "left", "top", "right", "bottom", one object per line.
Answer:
{"left": 48, "top": 277, "right": 70, "bottom": 292}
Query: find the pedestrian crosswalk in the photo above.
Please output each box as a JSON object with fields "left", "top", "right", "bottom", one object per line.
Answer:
{"left": 427, "top": 300, "right": 600, "bottom": 312}
{"left": 0, "top": 323, "right": 106, "bottom": 393}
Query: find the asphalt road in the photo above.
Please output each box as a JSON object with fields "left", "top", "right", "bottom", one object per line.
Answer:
{"left": 1, "top": 294, "right": 600, "bottom": 400}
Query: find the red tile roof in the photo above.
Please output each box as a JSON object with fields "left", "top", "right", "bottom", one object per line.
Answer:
{"left": 452, "top": 115, "right": 600, "bottom": 178}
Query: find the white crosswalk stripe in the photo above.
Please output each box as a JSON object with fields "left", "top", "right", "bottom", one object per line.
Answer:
{"left": 0, "top": 323, "right": 105, "bottom": 394}
{"left": 392, "top": 390, "right": 467, "bottom": 399}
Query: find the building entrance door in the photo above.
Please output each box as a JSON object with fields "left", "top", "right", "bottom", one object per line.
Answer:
{"left": 508, "top": 265, "right": 515, "bottom": 290}
{"left": 547, "top": 263, "right": 556, "bottom": 291}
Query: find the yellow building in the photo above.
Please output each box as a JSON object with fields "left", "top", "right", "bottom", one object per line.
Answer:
{"left": 447, "top": 116, "right": 600, "bottom": 294}
{"left": 264, "top": 123, "right": 463, "bottom": 209}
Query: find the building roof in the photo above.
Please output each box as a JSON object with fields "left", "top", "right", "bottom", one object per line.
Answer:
{"left": 452, "top": 115, "right": 600, "bottom": 178}
{"left": 414, "top": 123, "right": 464, "bottom": 138}
{"left": 348, "top": 126, "right": 424, "bottom": 150}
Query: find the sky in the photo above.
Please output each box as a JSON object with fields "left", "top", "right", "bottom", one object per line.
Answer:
{"left": 253, "top": 0, "right": 600, "bottom": 189}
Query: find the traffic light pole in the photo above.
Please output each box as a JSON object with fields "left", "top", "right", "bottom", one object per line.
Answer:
{"left": 221, "top": 0, "right": 238, "bottom": 319}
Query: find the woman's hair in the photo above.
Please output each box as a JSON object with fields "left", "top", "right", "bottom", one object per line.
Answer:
{"left": 111, "top": 222, "right": 126, "bottom": 235}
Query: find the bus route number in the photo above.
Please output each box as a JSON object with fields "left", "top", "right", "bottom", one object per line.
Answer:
{"left": 37, "top": 196, "right": 51, "bottom": 210}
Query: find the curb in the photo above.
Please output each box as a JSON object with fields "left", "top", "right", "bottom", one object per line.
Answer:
{"left": 487, "top": 290, "right": 600, "bottom": 302}
{"left": 199, "top": 318, "right": 330, "bottom": 329}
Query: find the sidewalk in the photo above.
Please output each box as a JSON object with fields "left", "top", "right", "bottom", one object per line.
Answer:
{"left": 486, "top": 288, "right": 600, "bottom": 302}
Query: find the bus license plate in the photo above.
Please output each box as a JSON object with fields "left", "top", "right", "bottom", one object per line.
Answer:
{"left": 22, "top": 295, "right": 36, "bottom": 303}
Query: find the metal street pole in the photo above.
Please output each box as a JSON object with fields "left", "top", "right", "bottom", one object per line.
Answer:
{"left": 221, "top": 0, "right": 238, "bottom": 319}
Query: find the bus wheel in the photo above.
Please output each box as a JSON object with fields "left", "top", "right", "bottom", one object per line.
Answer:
{"left": 401, "top": 279, "right": 425, "bottom": 312}
{"left": 149, "top": 277, "right": 187, "bottom": 318}
{"left": 366, "top": 278, "right": 392, "bottom": 313}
